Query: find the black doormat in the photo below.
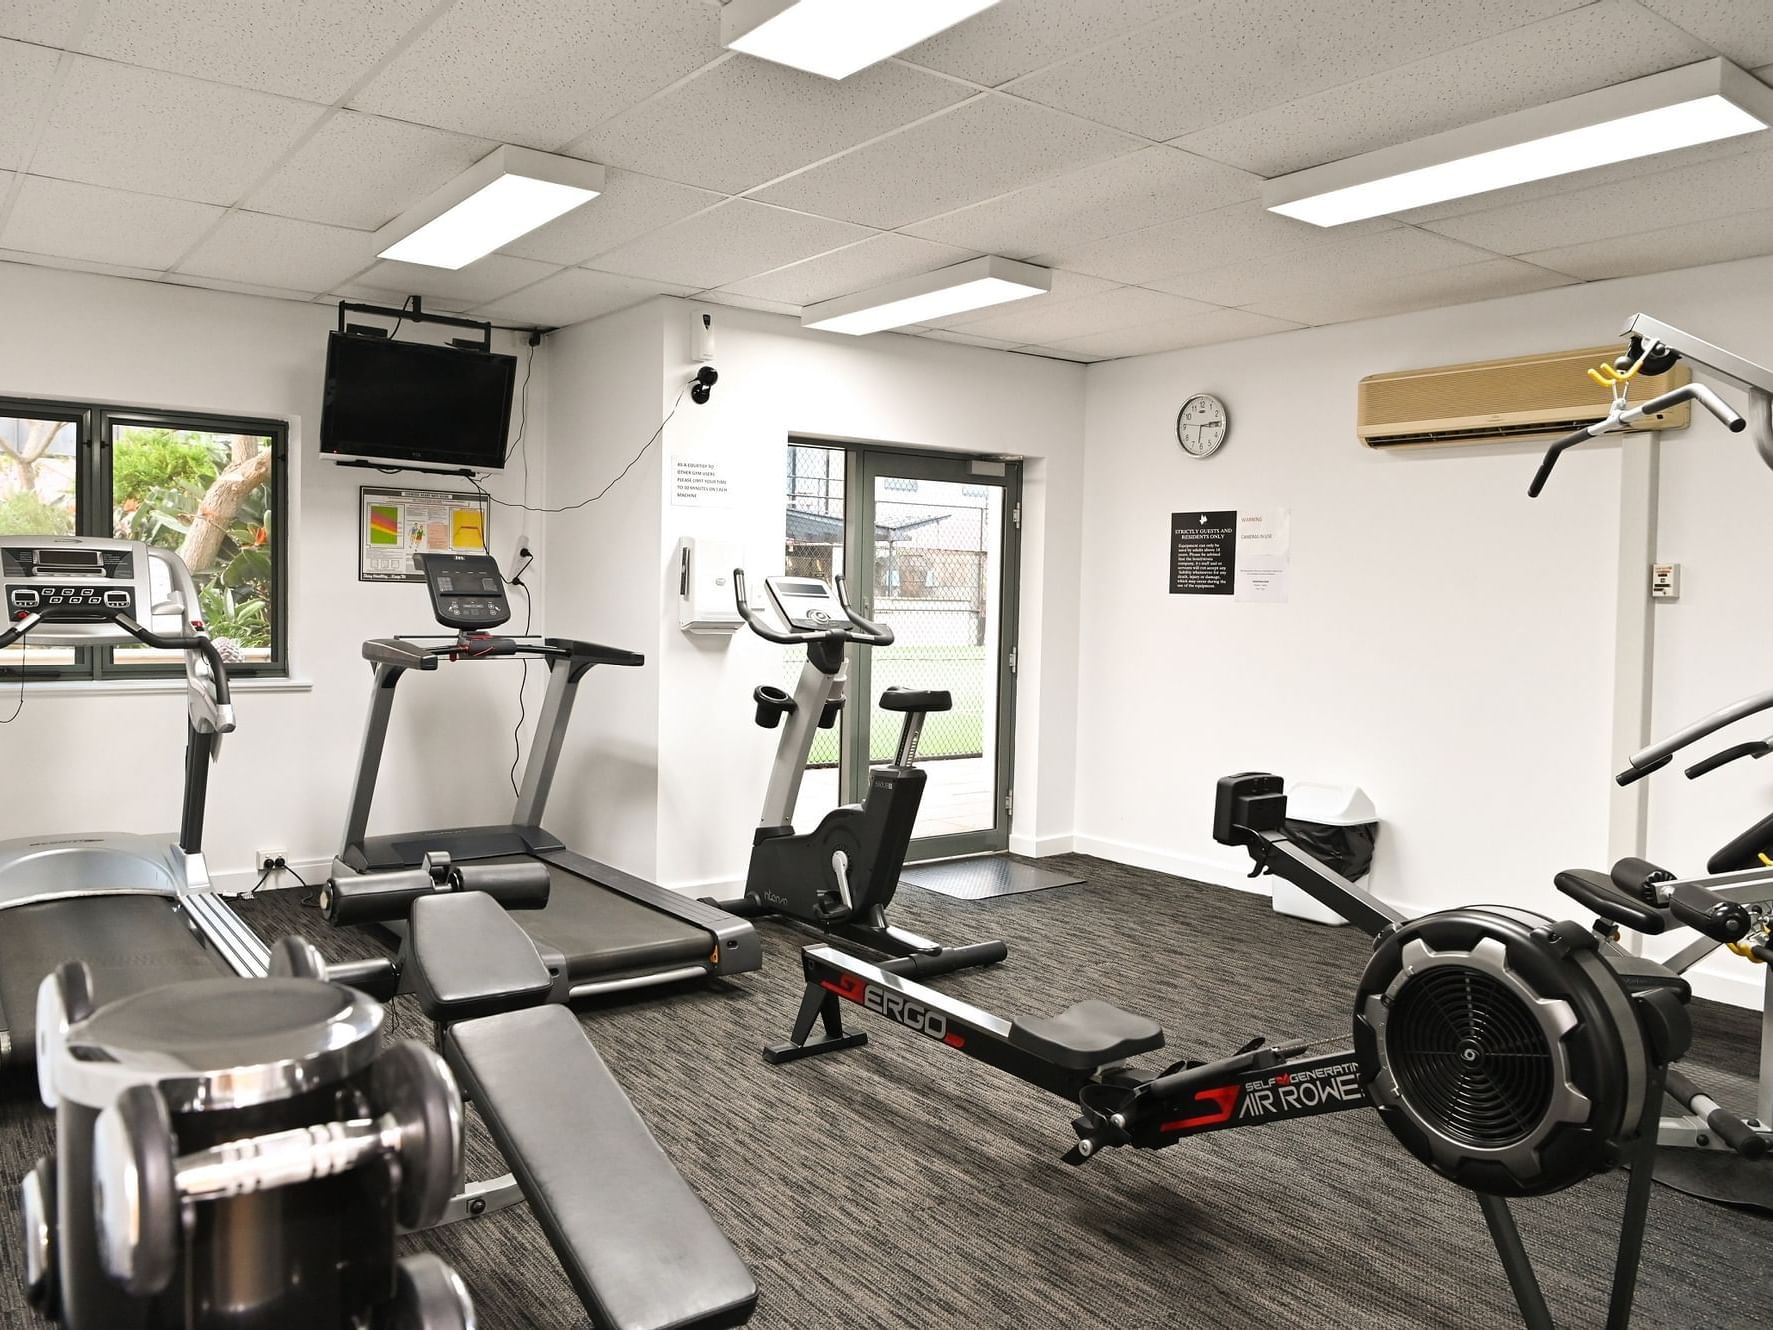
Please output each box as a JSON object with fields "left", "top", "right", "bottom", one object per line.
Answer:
{"left": 898, "top": 856, "right": 1084, "bottom": 900}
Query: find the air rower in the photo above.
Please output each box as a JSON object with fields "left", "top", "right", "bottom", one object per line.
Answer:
{"left": 768, "top": 774, "right": 1739, "bottom": 1330}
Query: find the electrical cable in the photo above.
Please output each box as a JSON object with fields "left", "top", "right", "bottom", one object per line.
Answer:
{"left": 387, "top": 294, "right": 415, "bottom": 339}
{"left": 0, "top": 634, "right": 26, "bottom": 723}
{"left": 480, "top": 385, "right": 687, "bottom": 516}
{"left": 508, "top": 572, "right": 532, "bottom": 798}
{"left": 504, "top": 339, "right": 536, "bottom": 466}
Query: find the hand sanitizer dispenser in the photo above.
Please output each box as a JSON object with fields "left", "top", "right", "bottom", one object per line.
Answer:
{"left": 676, "top": 537, "right": 742, "bottom": 635}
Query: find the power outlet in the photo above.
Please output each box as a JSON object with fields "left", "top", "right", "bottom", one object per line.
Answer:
{"left": 256, "top": 845, "right": 287, "bottom": 873}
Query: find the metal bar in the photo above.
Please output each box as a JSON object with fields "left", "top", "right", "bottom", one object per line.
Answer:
{"left": 338, "top": 300, "right": 494, "bottom": 351}
{"left": 1477, "top": 1194, "right": 1556, "bottom": 1330}
{"left": 1259, "top": 835, "right": 1406, "bottom": 935}
{"left": 1605, "top": 1069, "right": 1666, "bottom": 1330}
{"left": 566, "top": 964, "right": 709, "bottom": 999}
{"left": 892, "top": 711, "right": 924, "bottom": 769}
{"left": 340, "top": 663, "right": 406, "bottom": 858}
{"left": 1761, "top": 964, "right": 1772, "bottom": 1129}
{"left": 181, "top": 893, "right": 271, "bottom": 978}
{"left": 177, "top": 1118, "right": 392, "bottom": 1201}
{"left": 512, "top": 655, "right": 577, "bottom": 828}
{"left": 760, "top": 656, "right": 836, "bottom": 825}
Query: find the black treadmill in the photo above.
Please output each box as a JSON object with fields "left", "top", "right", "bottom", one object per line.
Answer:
{"left": 334, "top": 552, "right": 758, "bottom": 1000}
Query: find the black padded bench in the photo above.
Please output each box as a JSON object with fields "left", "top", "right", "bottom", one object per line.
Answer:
{"left": 404, "top": 891, "right": 758, "bottom": 1330}
{"left": 1008, "top": 1000, "right": 1165, "bottom": 1071}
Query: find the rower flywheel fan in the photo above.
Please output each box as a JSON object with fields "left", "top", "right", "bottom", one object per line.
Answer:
{"left": 1352, "top": 908, "right": 1649, "bottom": 1197}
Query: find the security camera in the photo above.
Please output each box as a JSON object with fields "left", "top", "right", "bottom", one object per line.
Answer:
{"left": 690, "top": 365, "right": 719, "bottom": 405}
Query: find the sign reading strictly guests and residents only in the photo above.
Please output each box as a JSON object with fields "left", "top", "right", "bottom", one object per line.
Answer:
{"left": 1170, "top": 508, "right": 1290, "bottom": 602}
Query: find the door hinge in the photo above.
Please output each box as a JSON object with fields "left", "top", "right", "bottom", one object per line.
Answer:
{"left": 1011, "top": 503, "right": 1021, "bottom": 529}
{"left": 1008, "top": 646, "right": 1017, "bottom": 674}
{"left": 1004, "top": 788, "right": 1014, "bottom": 818}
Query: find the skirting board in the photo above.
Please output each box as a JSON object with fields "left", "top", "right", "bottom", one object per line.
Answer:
{"left": 1070, "top": 834, "right": 1270, "bottom": 896}
{"left": 1008, "top": 832, "right": 1075, "bottom": 858}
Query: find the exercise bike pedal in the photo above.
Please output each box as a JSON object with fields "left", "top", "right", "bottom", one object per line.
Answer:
{"left": 764, "top": 1031, "right": 869, "bottom": 1065}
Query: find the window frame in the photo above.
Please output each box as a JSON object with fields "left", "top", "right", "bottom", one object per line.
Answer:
{"left": 0, "top": 397, "right": 290, "bottom": 682}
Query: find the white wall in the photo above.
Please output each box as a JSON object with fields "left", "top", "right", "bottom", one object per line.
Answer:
{"left": 0, "top": 261, "right": 544, "bottom": 886}
{"left": 537, "top": 297, "right": 1086, "bottom": 890}
{"left": 1076, "top": 253, "right": 1773, "bottom": 1005}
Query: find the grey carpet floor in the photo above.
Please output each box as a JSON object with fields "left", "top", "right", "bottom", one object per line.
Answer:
{"left": 1, "top": 853, "right": 1768, "bottom": 1329}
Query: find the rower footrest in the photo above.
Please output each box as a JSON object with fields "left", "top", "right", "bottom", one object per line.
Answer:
{"left": 445, "top": 1005, "right": 757, "bottom": 1330}
{"left": 1007, "top": 1000, "right": 1164, "bottom": 1070}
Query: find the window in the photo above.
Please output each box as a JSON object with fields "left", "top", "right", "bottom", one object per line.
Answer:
{"left": 0, "top": 398, "right": 288, "bottom": 680}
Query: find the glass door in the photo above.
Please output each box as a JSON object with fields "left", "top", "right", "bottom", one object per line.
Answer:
{"left": 848, "top": 451, "right": 1020, "bottom": 859}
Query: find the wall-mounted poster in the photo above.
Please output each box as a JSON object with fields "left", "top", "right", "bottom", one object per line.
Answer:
{"left": 358, "top": 486, "right": 490, "bottom": 582}
{"left": 1169, "top": 507, "right": 1290, "bottom": 602}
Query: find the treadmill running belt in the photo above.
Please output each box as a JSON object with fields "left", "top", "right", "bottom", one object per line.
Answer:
{"left": 0, "top": 897, "right": 221, "bottom": 1067}
{"left": 487, "top": 858, "right": 714, "bottom": 982}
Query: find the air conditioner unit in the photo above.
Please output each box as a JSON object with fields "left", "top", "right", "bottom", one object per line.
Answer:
{"left": 1358, "top": 345, "right": 1691, "bottom": 450}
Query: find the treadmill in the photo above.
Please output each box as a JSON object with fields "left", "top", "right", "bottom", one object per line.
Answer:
{"left": 334, "top": 551, "right": 759, "bottom": 999}
{"left": 0, "top": 536, "right": 269, "bottom": 1072}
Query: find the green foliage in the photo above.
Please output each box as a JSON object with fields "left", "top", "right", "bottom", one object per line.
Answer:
{"left": 0, "top": 490, "right": 74, "bottom": 537}
{"left": 112, "top": 428, "right": 275, "bottom": 650}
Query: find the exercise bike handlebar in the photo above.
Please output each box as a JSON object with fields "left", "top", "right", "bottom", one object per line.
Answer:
{"left": 1529, "top": 382, "right": 1744, "bottom": 497}
{"left": 731, "top": 569, "right": 895, "bottom": 647}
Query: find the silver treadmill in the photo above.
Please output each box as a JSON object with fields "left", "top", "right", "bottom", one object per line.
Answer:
{"left": 0, "top": 536, "right": 268, "bottom": 1071}
{"left": 333, "top": 552, "right": 758, "bottom": 1000}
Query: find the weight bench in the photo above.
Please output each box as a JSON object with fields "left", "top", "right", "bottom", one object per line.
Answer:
{"left": 309, "top": 872, "right": 759, "bottom": 1330}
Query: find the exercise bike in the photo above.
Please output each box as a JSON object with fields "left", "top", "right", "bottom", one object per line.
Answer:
{"left": 768, "top": 774, "right": 1726, "bottom": 1330}
{"left": 708, "top": 570, "right": 1006, "bottom": 979}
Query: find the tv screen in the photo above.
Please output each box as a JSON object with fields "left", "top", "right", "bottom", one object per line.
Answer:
{"left": 320, "top": 332, "right": 516, "bottom": 470}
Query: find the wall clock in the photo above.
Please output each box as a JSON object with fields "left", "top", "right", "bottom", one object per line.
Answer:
{"left": 1176, "top": 393, "right": 1229, "bottom": 458}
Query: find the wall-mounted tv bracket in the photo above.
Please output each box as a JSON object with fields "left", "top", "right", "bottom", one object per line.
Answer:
{"left": 336, "top": 298, "right": 495, "bottom": 352}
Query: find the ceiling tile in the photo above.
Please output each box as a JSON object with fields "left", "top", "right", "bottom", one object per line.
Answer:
{"left": 721, "top": 233, "right": 977, "bottom": 305}
{"left": 500, "top": 168, "right": 723, "bottom": 265}
{"left": 1041, "top": 201, "right": 1395, "bottom": 285}
{"left": 1240, "top": 257, "right": 1575, "bottom": 325}
{"left": 0, "top": 248, "right": 164, "bottom": 283}
{"left": 0, "top": 2, "right": 78, "bottom": 45}
{"left": 567, "top": 54, "right": 972, "bottom": 196}
{"left": 1148, "top": 227, "right": 1494, "bottom": 307}
{"left": 1173, "top": 0, "right": 1711, "bottom": 176}
{"left": 33, "top": 56, "right": 323, "bottom": 205}
{"left": 0, "top": 38, "right": 62, "bottom": 171}
{"left": 695, "top": 289, "right": 803, "bottom": 318}
{"left": 929, "top": 284, "right": 1218, "bottom": 343}
{"left": 1007, "top": 0, "right": 1592, "bottom": 140}
{"left": 1010, "top": 344, "right": 1103, "bottom": 363}
{"left": 1520, "top": 204, "right": 1773, "bottom": 279}
{"left": 752, "top": 94, "right": 1141, "bottom": 230}
{"left": 176, "top": 211, "right": 380, "bottom": 294}
{"left": 915, "top": 327, "right": 1026, "bottom": 350}
{"left": 1041, "top": 307, "right": 1303, "bottom": 360}
{"left": 472, "top": 268, "right": 692, "bottom": 327}
{"left": 75, "top": 0, "right": 439, "bottom": 103}
{"left": 898, "top": 0, "right": 1181, "bottom": 87}
{"left": 591, "top": 199, "right": 873, "bottom": 289}
{"left": 1641, "top": 1, "right": 1773, "bottom": 66}
{"left": 243, "top": 111, "right": 495, "bottom": 231}
{"left": 1420, "top": 142, "right": 1773, "bottom": 254}
{"left": 353, "top": 254, "right": 563, "bottom": 307}
{"left": 159, "top": 271, "right": 319, "bottom": 302}
{"left": 903, "top": 145, "right": 1260, "bottom": 259}
{"left": 349, "top": 0, "right": 722, "bottom": 149}
{"left": 0, "top": 175, "right": 224, "bottom": 269}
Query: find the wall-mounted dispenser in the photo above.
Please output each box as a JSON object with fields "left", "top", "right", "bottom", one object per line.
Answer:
{"left": 676, "top": 537, "right": 742, "bottom": 634}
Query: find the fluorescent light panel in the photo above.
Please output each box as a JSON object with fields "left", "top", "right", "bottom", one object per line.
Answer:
{"left": 802, "top": 256, "right": 1050, "bottom": 335}
{"left": 1265, "top": 59, "right": 1773, "bottom": 227}
{"left": 376, "top": 145, "right": 604, "bottom": 269}
{"left": 722, "top": 0, "right": 1003, "bottom": 80}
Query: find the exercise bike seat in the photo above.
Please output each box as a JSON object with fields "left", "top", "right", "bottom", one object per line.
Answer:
{"left": 878, "top": 688, "right": 952, "bottom": 714}
{"left": 1007, "top": 1000, "right": 1165, "bottom": 1071}
{"left": 407, "top": 890, "right": 555, "bottom": 1022}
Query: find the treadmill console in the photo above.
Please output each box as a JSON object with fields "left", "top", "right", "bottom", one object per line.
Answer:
{"left": 763, "top": 576, "right": 844, "bottom": 631}
{"left": 419, "top": 553, "right": 511, "bottom": 630}
{"left": 0, "top": 538, "right": 141, "bottom": 622}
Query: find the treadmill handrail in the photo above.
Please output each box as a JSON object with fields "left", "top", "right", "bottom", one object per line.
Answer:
{"left": 361, "top": 636, "right": 644, "bottom": 670}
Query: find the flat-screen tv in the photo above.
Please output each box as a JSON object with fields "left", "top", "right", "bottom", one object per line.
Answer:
{"left": 320, "top": 332, "right": 516, "bottom": 470}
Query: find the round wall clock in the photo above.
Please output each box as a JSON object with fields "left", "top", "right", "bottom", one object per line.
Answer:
{"left": 1176, "top": 393, "right": 1229, "bottom": 458}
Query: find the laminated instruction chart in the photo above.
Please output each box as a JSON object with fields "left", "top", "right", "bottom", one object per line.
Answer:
{"left": 359, "top": 486, "right": 490, "bottom": 582}
{"left": 1170, "top": 508, "right": 1290, "bottom": 602}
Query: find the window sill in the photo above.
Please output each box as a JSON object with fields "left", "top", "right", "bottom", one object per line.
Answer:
{"left": 2, "top": 677, "right": 313, "bottom": 697}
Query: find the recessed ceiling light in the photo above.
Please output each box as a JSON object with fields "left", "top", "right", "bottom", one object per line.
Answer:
{"left": 375, "top": 145, "right": 605, "bottom": 270}
{"left": 1264, "top": 58, "right": 1773, "bottom": 227}
{"left": 721, "top": 0, "right": 1003, "bottom": 80}
{"left": 802, "top": 256, "right": 1051, "bottom": 335}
